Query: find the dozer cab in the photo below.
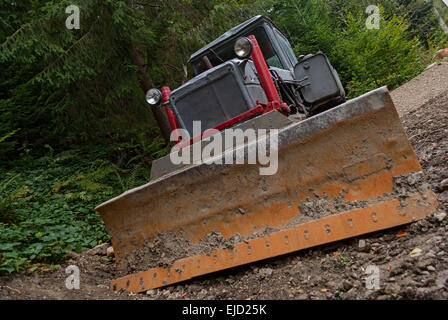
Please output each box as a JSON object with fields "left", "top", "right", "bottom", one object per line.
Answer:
{"left": 95, "top": 15, "right": 438, "bottom": 293}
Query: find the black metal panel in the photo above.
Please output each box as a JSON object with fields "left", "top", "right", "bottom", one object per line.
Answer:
{"left": 294, "top": 53, "right": 345, "bottom": 107}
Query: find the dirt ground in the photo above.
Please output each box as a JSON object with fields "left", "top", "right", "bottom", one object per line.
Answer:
{"left": 391, "top": 63, "right": 448, "bottom": 116}
{"left": 1, "top": 64, "right": 447, "bottom": 300}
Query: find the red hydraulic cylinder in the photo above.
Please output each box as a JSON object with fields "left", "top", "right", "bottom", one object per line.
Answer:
{"left": 247, "top": 35, "right": 281, "bottom": 103}
{"left": 161, "top": 86, "right": 180, "bottom": 142}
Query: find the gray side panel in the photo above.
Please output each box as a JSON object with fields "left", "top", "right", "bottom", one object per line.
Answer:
{"left": 241, "top": 60, "right": 268, "bottom": 104}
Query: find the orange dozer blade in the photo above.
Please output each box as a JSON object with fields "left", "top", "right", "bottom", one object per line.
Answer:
{"left": 95, "top": 87, "right": 438, "bottom": 293}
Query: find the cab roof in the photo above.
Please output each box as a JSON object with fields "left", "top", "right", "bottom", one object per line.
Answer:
{"left": 188, "top": 15, "right": 275, "bottom": 64}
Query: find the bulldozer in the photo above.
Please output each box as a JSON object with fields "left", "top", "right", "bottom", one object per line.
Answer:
{"left": 95, "top": 15, "right": 438, "bottom": 293}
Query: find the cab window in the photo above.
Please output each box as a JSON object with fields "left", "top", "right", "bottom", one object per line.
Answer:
{"left": 193, "top": 26, "right": 284, "bottom": 73}
{"left": 274, "top": 29, "right": 297, "bottom": 66}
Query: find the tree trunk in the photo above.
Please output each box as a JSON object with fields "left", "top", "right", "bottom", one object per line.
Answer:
{"left": 130, "top": 43, "right": 171, "bottom": 141}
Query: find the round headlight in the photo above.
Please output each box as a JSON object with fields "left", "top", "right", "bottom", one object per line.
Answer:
{"left": 145, "top": 88, "right": 162, "bottom": 106}
{"left": 234, "top": 37, "right": 253, "bottom": 59}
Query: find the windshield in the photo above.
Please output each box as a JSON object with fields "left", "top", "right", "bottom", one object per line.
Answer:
{"left": 274, "top": 28, "right": 297, "bottom": 66}
{"left": 193, "top": 26, "right": 283, "bottom": 74}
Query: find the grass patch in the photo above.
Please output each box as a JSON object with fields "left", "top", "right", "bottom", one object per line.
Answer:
{"left": 0, "top": 145, "right": 154, "bottom": 274}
